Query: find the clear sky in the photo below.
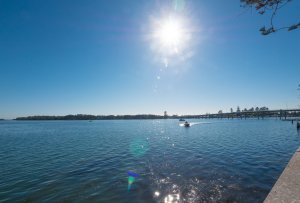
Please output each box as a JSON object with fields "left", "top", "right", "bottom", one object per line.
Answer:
{"left": 0, "top": 0, "right": 299, "bottom": 119}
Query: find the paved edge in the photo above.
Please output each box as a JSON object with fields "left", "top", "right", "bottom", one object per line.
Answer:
{"left": 264, "top": 147, "right": 300, "bottom": 203}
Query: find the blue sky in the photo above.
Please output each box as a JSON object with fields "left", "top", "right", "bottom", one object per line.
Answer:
{"left": 0, "top": 0, "right": 299, "bottom": 119}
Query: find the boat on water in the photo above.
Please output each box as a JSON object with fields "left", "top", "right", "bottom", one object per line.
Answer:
{"left": 179, "top": 118, "right": 185, "bottom": 121}
{"left": 184, "top": 121, "right": 190, "bottom": 127}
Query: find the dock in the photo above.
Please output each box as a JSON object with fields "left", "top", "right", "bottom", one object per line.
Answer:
{"left": 264, "top": 147, "right": 300, "bottom": 203}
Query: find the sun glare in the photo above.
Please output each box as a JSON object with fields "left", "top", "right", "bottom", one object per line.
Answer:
{"left": 154, "top": 17, "right": 187, "bottom": 53}
{"left": 150, "top": 14, "right": 193, "bottom": 67}
{"left": 158, "top": 19, "right": 183, "bottom": 47}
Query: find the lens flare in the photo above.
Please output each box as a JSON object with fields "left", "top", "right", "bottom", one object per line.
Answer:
{"left": 127, "top": 171, "right": 139, "bottom": 191}
{"left": 173, "top": 0, "right": 186, "bottom": 12}
{"left": 129, "top": 138, "right": 149, "bottom": 157}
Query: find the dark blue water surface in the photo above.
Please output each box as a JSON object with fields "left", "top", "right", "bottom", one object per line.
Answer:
{"left": 0, "top": 119, "right": 299, "bottom": 203}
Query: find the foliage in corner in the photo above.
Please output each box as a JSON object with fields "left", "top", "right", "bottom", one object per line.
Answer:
{"left": 241, "top": 0, "right": 300, "bottom": 35}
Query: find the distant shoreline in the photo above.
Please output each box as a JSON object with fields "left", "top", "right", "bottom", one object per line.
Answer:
{"left": 15, "top": 114, "right": 171, "bottom": 121}
{"left": 13, "top": 110, "right": 300, "bottom": 121}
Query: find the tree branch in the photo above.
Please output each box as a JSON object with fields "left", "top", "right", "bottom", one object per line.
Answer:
{"left": 241, "top": 0, "right": 299, "bottom": 35}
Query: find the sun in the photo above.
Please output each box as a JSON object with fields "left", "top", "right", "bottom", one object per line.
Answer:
{"left": 150, "top": 15, "right": 193, "bottom": 67}
{"left": 154, "top": 17, "right": 186, "bottom": 52}
{"left": 158, "top": 19, "right": 183, "bottom": 47}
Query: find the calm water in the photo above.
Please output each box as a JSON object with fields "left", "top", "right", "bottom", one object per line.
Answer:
{"left": 0, "top": 119, "right": 299, "bottom": 203}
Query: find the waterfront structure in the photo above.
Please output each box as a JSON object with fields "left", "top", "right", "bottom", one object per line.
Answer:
{"left": 264, "top": 148, "right": 300, "bottom": 203}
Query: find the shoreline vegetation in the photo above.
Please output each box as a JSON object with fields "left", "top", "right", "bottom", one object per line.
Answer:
{"left": 14, "top": 109, "right": 300, "bottom": 121}
{"left": 15, "top": 114, "right": 167, "bottom": 120}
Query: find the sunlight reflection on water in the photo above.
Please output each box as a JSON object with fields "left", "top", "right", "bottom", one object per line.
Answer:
{"left": 0, "top": 119, "right": 299, "bottom": 202}
{"left": 164, "top": 193, "right": 180, "bottom": 203}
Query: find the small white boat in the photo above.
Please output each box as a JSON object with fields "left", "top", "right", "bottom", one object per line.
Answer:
{"left": 184, "top": 121, "right": 190, "bottom": 127}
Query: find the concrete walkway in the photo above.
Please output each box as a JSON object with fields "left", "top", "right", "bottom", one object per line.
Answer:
{"left": 264, "top": 147, "right": 300, "bottom": 203}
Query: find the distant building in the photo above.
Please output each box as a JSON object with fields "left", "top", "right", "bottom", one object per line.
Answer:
{"left": 164, "top": 111, "right": 168, "bottom": 117}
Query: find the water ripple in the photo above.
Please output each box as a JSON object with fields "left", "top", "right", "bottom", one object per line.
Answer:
{"left": 0, "top": 119, "right": 299, "bottom": 202}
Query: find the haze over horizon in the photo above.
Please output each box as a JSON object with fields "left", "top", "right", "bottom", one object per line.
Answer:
{"left": 1, "top": 0, "right": 299, "bottom": 119}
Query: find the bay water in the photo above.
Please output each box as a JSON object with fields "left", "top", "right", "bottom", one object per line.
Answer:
{"left": 0, "top": 119, "right": 299, "bottom": 202}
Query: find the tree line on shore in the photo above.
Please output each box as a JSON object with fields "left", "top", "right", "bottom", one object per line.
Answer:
{"left": 218, "top": 106, "right": 269, "bottom": 114}
{"left": 14, "top": 109, "right": 300, "bottom": 121}
{"left": 15, "top": 114, "right": 170, "bottom": 120}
